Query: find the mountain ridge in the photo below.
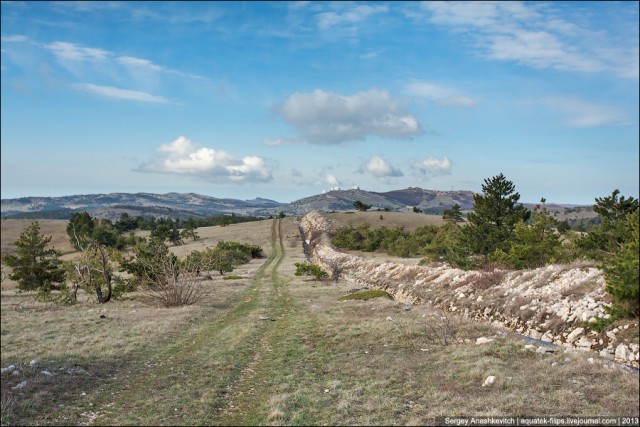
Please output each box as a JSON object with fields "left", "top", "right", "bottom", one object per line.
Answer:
{"left": 1, "top": 188, "right": 594, "bottom": 220}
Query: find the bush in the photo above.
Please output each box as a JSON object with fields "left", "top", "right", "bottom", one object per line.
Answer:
{"left": 294, "top": 262, "right": 328, "bottom": 280}
{"left": 338, "top": 289, "right": 393, "bottom": 301}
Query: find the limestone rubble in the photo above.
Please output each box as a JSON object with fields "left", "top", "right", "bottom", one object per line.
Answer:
{"left": 300, "top": 211, "right": 639, "bottom": 369}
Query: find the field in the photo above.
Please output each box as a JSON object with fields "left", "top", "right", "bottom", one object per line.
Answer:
{"left": 1, "top": 217, "right": 639, "bottom": 425}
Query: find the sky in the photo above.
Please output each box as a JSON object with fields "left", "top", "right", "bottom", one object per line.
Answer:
{"left": 1, "top": 1, "right": 638, "bottom": 205}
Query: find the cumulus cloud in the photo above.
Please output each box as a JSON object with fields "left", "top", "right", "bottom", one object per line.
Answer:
{"left": 139, "top": 136, "right": 272, "bottom": 183}
{"left": 363, "top": 155, "right": 404, "bottom": 178}
{"left": 272, "top": 88, "right": 421, "bottom": 145}
{"left": 405, "top": 81, "right": 476, "bottom": 107}
{"left": 325, "top": 174, "right": 341, "bottom": 186}
{"left": 412, "top": 156, "right": 452, "bottom": 177}
{"left": 72, "top": 83, "right": 169, "bottom": 103}
{"left": 543, "top": 97, "right": 632, "bottom": 128}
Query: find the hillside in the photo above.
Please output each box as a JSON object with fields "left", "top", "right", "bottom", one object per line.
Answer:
{"left": 1, "top": 193, "right": 283, "bottom": 220}
{"left": 2, "top": 188, "right": 596, "bottom": 221}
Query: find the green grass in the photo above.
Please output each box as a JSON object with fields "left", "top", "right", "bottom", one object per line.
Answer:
{"left": 338, "top": 290, "right": 394, "bottom": 301}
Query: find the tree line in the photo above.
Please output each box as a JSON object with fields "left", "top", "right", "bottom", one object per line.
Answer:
{"left": 2, "top": 212, "right": 264, "bottom": 307}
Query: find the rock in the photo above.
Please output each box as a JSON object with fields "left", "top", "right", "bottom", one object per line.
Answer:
{"left": 575, "top": 338, "right": 593, "bottom": 349}
{"left": 99, "top": 314, "right": 106, "bottom": 319}
{"left": 12, "top": 380, "right": 27, "bottom": 390}
{"left": 11, "top": 370, "right": 21, "bottom": 376}
{"left": 551, "top": 362, "right": 558, "bottom": 367}
{"left": 404, "top": 304, "right": 413, "bottom": 311}
{"left": 529, "top": 330, "right": 543, "bottom": 340}
{"left": 580, "top": 311, "right": 596, "bottom": 322}
{"left": 258, "top": 316, "right": 270, "bottom": 321}
{"left": 2, "top": 365, "right": 16, "bottom": 374}
{"left": 541, "top": 332, "right": 553, "bottom": 343}
{"left": 600, "top": 349, "right": 612, "bottom": 358}
{"left": 536, "top": 346, "right": 554, "bottom": 354}
{"left": 524, "top": 344, "right": 536, "bottom": 351}
{"left": 605, "top": 331, "right": 617, "bottom": 340}
{"left": 482, "top": 375, "right": 496, "bottom": 387}
{"left": 476, "top": 295, "right": 483, "bottom": 302}
{"left": 41, "top": 370, "right": 54, "bottom": 377}
{"left": 587, "top": 358, "right": 595, "bottom": 364}
{"left": 566, "top": 328, "right": 584, "bottom": 343}
{"left": 476, "top": 337, "right": 494, "bottom": 345}
{"left": 29, "top": 359, "right": 39, "bottom": 368}
{"left": 615, "top": 344, "right": 629, "bottom": 361}
{"left": 386, "top": 316, "right": 393, "bottom": 321}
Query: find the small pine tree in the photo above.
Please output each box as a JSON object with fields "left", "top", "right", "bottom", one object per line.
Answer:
{"left": 442, "top": 204, "right": 463, "bottom": 223}
{"left": 602, "top": 210, "right": 639, "bottom": 318}
{"left": 4, "top": 221, "right": 66, "bottom": 291}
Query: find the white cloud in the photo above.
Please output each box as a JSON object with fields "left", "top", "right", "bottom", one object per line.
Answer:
{"left": 140, "top": 136, "right": 272, "bottom": 183}
{"left": 543, "top": 97, "right": 632, "bottom": 128}
{"left": 412, "top": 156, "right": 452, "bottom": 177}
{"left": 325, "top": 174, "right": 340, "bottom": 186}
{"left": 45, "top": 41, "right": 110, "bottom": 62}
{"left": 117, "top": 56, "right": 164, "bottom": 72}
{"left": 1, "top": 35, "right": 28, "bottom": 42}
{"left": 417, "top": 1, "right": 638, "bottom": 79}
{"left": 405, "top": 81, "right": 476, "bottom": 107}
{"left": 317, "top": 4, "right": 389, "bottom": 30}
{"left": 273, "top": 88, "right": 421, "bottom": 145}
{"left": 363, "top": 155, "right": 404, "bottom": 178}
{"left": 72, "top": 83, "right": 169, "bottom": 103}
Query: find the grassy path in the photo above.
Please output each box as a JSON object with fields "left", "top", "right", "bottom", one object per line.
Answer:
{"left": 81, "top": 219, "right": 292, "bottom": 425}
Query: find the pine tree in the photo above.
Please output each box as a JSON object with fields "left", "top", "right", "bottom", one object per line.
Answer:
{"left": 463, "top": 173, "right": 530, "bottom": 256}
{"left": 442, "top": 204, "right": 463, "bottom": 223}
{"left": 4, "top": 221, "right": 66, "bottom": 291}
{"left": 602, "top": 210, "right": 639, "bottom": 318}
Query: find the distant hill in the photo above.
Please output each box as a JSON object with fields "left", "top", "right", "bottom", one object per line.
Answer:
{"left": 1, "top": 193, "right": 283, "bottom": 221}
{"left": 1, "top": 188, "right": 596, "bottom": 221}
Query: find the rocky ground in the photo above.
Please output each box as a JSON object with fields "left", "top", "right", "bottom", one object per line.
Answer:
{"left": 300, "top": 211, "right": 639, "bottom": 369}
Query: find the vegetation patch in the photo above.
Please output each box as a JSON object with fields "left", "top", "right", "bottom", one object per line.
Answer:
{"left": 223, "top": 275, "right": 245, "bottom": 280}
{"left": 338, "top": 289, "right": 393, "bottom": 301}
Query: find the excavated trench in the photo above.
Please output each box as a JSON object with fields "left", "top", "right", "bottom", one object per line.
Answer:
{"left": 299, "top": 211, "right": 639, "bottom": 370}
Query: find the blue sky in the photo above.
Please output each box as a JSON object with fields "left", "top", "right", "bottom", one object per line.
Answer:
{"left": 1, "top": 1, "right": 638, "bottom": 205}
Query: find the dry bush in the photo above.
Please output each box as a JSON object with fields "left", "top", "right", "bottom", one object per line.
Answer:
{"left": 138, "top": 256, "right": 211, "bottom": 307}
{"left": 473, "top": 269, "right": 506, "bottom": 290}
{"left": 423, "top": 312, "right": 461, "bottom": 346}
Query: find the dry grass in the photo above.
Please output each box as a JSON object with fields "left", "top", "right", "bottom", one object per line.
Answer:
{"left": 1, "top": 217, "right": 638, "bottom": 425}
{"left": 1, "top": 219, "right": 74, "bottom": 255}
{"left": 326, "top": 211, "right": 445, "bottom": 231}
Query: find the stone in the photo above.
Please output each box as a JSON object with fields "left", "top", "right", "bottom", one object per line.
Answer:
{"left": 41, "top": 370, "right": 54, "bottom": 377}
{"left": 386, "top": 316, "right": 393, "bottom": 321}
{"left": 615, "top": 344, "right": 628, "bottom": 361}
{"left": 404, "top": 304, "right": 413, "bottom": 311}
{"left": 29, "top": 359, "right": 39, "bottom": 367}
{"left": 529, "top": 330, "right": 543, "bottom": 340}
{"left": 575, "top": 338, "right": 593, "bottom": 349}
{"left": 482, "top": 375, "right": 496, "bottom": 387}
{"left": 11, "top": 370, "right": 21, "bottom": 376}
{"left": 475, "top": 337, "right": 494, "bottom": 345}
{"left": 1, "top": 365, "right": 16, "bottom": 374}
{"left": 12, "top": 380, "right": 27, "bottom": 390}
{"left": 536, "top": 346, "right": 554, "bottom": 354}
{"left": 566, "top": 328, "right": 584, "bottom": 343}
{"left": 587, "top": 358, "right": 595, "bottom": 364}
{"left": 541, "top": 332, "right": 554, "bottom": 343}
{"left": 524, "top": 344, "right": 536, "bottom": 351}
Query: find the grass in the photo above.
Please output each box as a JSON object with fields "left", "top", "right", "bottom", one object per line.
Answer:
{"left": 1, "top": 217, "right": 639, "bottom": 425}
{"left": 338, "top": 290, "right": 394, "bottom": 301}
{"left": 222, "top": 275, "right": 246, "bottom": 280}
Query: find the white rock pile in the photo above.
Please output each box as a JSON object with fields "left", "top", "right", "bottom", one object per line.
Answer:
{"left": 300, "top": 212, "right": 639, "bottom": 368}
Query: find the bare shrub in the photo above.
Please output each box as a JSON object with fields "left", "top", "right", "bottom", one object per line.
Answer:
{"left": 423, "top": 312, "right": 461, "bottom": 346}
{"left": 474, "top": 269, "right": 506, "bottom": 290}
{"left": 138, "top": 255, "right": 211, "bottom": 307}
